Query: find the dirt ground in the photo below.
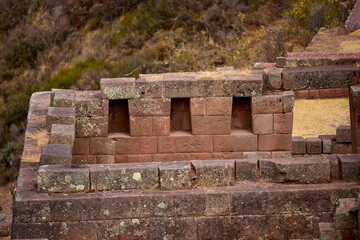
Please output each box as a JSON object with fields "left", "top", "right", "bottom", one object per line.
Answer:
{"left": 292, "top": 98, "right": 350, "bottom": 138}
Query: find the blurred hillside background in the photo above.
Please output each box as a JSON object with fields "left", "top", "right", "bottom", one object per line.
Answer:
{"left": 0, "top": 0, "right": 350, "bottom": 182}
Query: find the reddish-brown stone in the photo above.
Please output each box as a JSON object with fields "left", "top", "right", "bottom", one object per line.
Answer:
{"left": 75, "top": 91, "right": 107, "bottom": 117}
{"left": 96, "top": 155, "right": 115, "bottom": 164}
{"left": 127, "top": 154, "right": 152, "bottom": 163}
{"left": 152, "top": 116, "right": 170, "bottom": 136}
{"left": 114, "top": 155, "right": 127, "bottom": 163}
{"left": 130, "top": 116, "right": 152, "bottom": 136}
{"left": 319, "top": 88, "right": 335, "bottom": 98}
{"left": 258, "top": 134, "right": 292, "bottom": 151}
{"left": 273, "top": 113, "right": 293, "bottom": 134}
{"left": 152, "top": 154, "right": 172, "bottom": 162}
{"left": 139, "top": 137, "right": 158, "bottom": 154}
{"left": 158, "top": 134, "right": 213, "bottom": 153}
{"left": 190, "top": 153, "right": 212, "bottom": 160}
{"left": 282, "top": 91, "right": 294, "bottom": 113}
{"left": 294, "top": 90, "right": 309, "bottom": 99}
{"left": 336, "top": 125, "right": 352, "bottom": 143}
{"left": 72, "top": 155, "right": 96, "bottom": 164}
{"left": 172, "top": 153, "right": 191, "bottom": 161}
{"left": 135, "top": 77, "right": 164, "bottom": 98}
{"left": 190, "top": 97, "right": 206, "bottom": 116}
{"left": 339, "top": 154, "right": 360, "bottom": 181}
{"left": 191, "top": 115, "right": 231, "bottom": 135}
{"left": 306, "top": 137, "right": 322, "bottom": 154}
{"left": 40, "top": 144, "right": 72, "bottom": 165}
{"left": 163, "top": 75, "right": 197, "bottom": 98}
{"left": 191, "top": 160, "right": 235, "bottom": 187}
{"left": 46, "top": 107, "right": 76, "bottom": 131}
{"left": 75, "top": 116, "right": 108, "bottom": 138}
{"left": 251, "top": 93, "right": 283, "bottom": 114}
{"left": 205, "top": 97, "right": 232, "bottom": 115}
{"left": 271, "top": 151, "right": 292, "bottom": 158}
{"left": 332, "top": 141, "right": 352, "bottom": 154}
{"left": 73, "top": 138, "right": 89, "bottom": 155}
{"left": 252, "top": 114, "right": 273, "bottom": 134}
{"left": 308, "top": 89, "right": 320, "bottom": 99}
{"left": 89, "top": 137, "right": 115, "bottom": 155}
{"left": 50, "top": 124, "right": 75, "bottom": 145}
{"left": 159, "top": 161, "right": 191, "bottom": 190}
{"left": 236, "top": 159, "right": 258, "bottom": 181}
{"left": 213, "top": 130, "right": 257, "bottom": 152}
{"left": 128, "top": 98, "right": 171, "bottom": 116}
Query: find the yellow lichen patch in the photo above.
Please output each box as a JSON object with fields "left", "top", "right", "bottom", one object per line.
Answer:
{"left": 293, "top": 98, "right": 350, "bottom": 138}
{"left": 29, "top": 129, "right": 49, "bottom": 146}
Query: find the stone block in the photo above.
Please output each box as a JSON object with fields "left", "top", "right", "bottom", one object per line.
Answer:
{"left": 115, "top": 155, "right": 127, "bottom": 163}
{"left": 205, "top": 97, "right": 232, "bottom": 115}
{"left": 339, "top": 154, "right": 360, "bottom": 181}
{"left": 308, "top": 89, "right": 319, "bottom": 99}
{"left": 37, "top": 165, "right": 89, "bottom": 193}
{"left": 323, "top": 138, "right": 332, "bottom": 154}
{"left": 252, "top": 114, "right": 273, "bottom": 134}
{"left": 159, "top": 161, "right": 191, "bottom": 190}
{"left": 191, "top": 160, "right": 235, "bottom": 187}
{"left": 265, "top": 68, "right": 282, "bottom": 90}
{"left": 205, "top": 191, "right": 232, "bottom": 216}
{"left": 128, "top": 98, "right": 171, "bottom": 116}
{"left": 292, "top": 137, "right": 309, "bottom": 154}
{"left": 90, "top": 162, "right": 159, "bottom": 191}
{"left": 89, "top": 137, "right": 115, "bottom": 155}
{"left": 190, "top": 153, "right": 212, "bottom": 160}
{"left": 130, "top": 116, "right": 152, "bottom": 136}
{"left": 73, "top": 138, "right": 89, "bottom": 155}
{"left": 191, "top": 115, "right": 231, "bottom": 135}
{"left": 306, "top": 137, "right": 322, "bottom": 154}
{"left": 46, "top": 107, "right": 75, "bottom": 131}
{"left": 190, "top": 98, "right": 206, "bottom": 116}
{"left": 127, "top": 154, "right": 152, "bottom": 163}
{"left": 163, "top": 75, "right": 197, "bottom": 98}
{"left": 151, "top": 154, "right": 172, "bottom": 162}
{"left": 335, "top": 206, "right": 358, "bottom": 229}
{"left": 75, "top": 116, "right": 108, "bottom": 137}
{"left": 135, "top": 77, "right": 164, "bottom": 98}
{"left": 235, "top": 159, "right": 258, "bottom": 181}
{"left": 96, "top": 155, "right": 115, "bottom": 164}
{"left": 52, "top": 89, "right": 75, "bottom": 107}
{"left": 282, "top": 91, "right": 294, "bottom": 113}
{"left": 100, "top": 78, "right": 136, "bottom": 99}
{"left": 336, "top": 125, "right": 352, "bottom": 143}
{"left": 251, "top": 93, "right": 283, "bottom": 114}
{"left": 49, "top": 124, "right": 75, "bottom": 145}
{"left": 259, "top": 157, "right": 330, "bottom": 183}
{"left": 271, "top": 151, "right": 292, "bottom": 158}
{"left": 112, "top": 135, "right": 139, "bottom": 154}
{"left": 332, "top": 141, "right": 352, "bottom": 154}
{"left": 158, "top": 134, "right": 213, "bottom": 153}
{"left": 139, "top": 137, "right": 157, "bottom": 154}
{"left": 273, "top": 113, "right": 293, "bottom": 134}
{"left": 40, "top": 144, "right": 72, "bottom": 165}
{"left": 75, "top": 91, "right": 107, "bottom": 117}
{"left": 224, "top": 74, "right": 263, "bottom": 97}
{"left": 282, "top": 65, "right": 359, "bottom": 90}
{"left": 319, "top": 88, "right": 335, "bottom": 99}
{"left": 324, "top": 155, "right": 341, "bottom": 180}
{"left": 214, "top": 130, "right": 257, "bottom": 152}
{"left": 293, "top": 90, "right": 308, "bottom": 99}
{"left": 258, "top": 134, "right": 292, "bottom": 151}
{"left": 72, "top": 155, "right": 96, "bottom": 164}
{"left": 319, "top": 223, "right": 342, "bottom": 240}
{"left": 152, "top": 116, "right": 170, "bottom": 136}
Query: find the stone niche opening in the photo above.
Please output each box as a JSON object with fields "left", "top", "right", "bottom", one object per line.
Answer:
{"left": 232, "top": 97, "right": 251, "bottom": 130}
{"left": 108, "top": 99, "right": 130, "bottom": 133}
{"left": 170, "top": 98, "right": 191, "bottom": 132}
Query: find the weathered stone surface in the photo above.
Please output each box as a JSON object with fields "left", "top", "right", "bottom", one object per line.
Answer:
{"left": 159, "top": 161, "right": 191, "bottom": 190}
{"left": 264, "top": 68, "right": 282, "bottom": 90}
{"left": 339, "top": 154, "right": 360, "bottom": 181}
{"left": 319, "top": 222, "right": 342, "bottom": 240}
{"left": 306, "top": 137, "right": 322, "bottom": 154}
{"left": 260, "top": 157, "right": 330, "bottom": 183}
{"left": 163, "top": 75, "right": 197, "bottom": 98}
{"left": 235, "top": 159, "right": 258, "bottom": 181}
{"left": 73, "top": 138, "right": 89, "bottom": 155}
{"left": 282, "top": 65, "right": 359, "bottom": 90}
{"left": 323, "top": 138, "right": 332, "bottom": 154}
{"left": 346, "top": 0, "right": 360, "bottom": 31}
{"left": 282, "top": 91, "right": 294, "bottom": 113}
{"left": 37, "top": 165, "right": 90, "bottom": 193}
{"left": 49, "top": 124, "right": 75, "bottom": 145}
{"left": 75, "top": 91, "right": 107, "bottom": 117}
{"left": 75, "top": 116, "right": 108, "bottom": 137}
{"left": 205, "top": 97, "right": 232, "bottom": 115}
{"left": 350, "top": 85, "right": 360, "bottom": 153}
{"left": 258, "top": 134, "right": 292, "bottom": 151}
{"left": 46, "top": 107, "right": 75, "bottom": 131}
{"left": 324, "top": 155, "right": 341, "bottom": 180}
{"left": 100, "top": 78, "right": 136, "bottom": 99}
{"left": 135, "top": 77, "right": 164, "bottom": 98}
{"left": 332, "top": 141, "right": 352, "bottom": 154}
{"left": 224, "top": 74, "right": 262, "bottom": 97}
{"left": 52, "top": 89, "right": 75, "bottom": 107}
{"left": 191, "top": 115, "right": 231, "bottom": 135}
{"left": 191, "top": 160, "right": 235, "bottom": 187}
{"left": 0, "top": 215, "right": 11, "bottom": 237}
{"left": 128, "top": 98, "right": 171, "bottom": 116}
{"left": 336, "top": 125, "right": 352, "bottom": 143}
{"left": 251, "top": 93, "right": 283, "bottom": 114}
{"left": 252, "top": 114, "right": 273, "bottom": 134}
{"left": 334, "top": 198, "right": 358, "bottom": 230}
{"left": 158, "top": 134, "right": 213, "bottom": 153}
{"left": 213, "top": 130, "right": 257, "bottom": 152}
{"left": 39, "top": 144, "right": 72, "bottom": 165}
{"left": 292, "top": 136, "right": 306, "bottom": 155}
{"left": 90, "top": 163, "right": 159, "bottom": 191}
{"left": 273, "top": 113, "right": 293, "bottom": 134}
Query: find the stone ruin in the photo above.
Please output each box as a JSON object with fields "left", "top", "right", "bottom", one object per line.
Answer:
{"left": 9, "top": 49, "right": 360, "bottom": 240}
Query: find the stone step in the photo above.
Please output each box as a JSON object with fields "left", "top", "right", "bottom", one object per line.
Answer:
{"left": 282, "top": 65, "right": 359, "bottom": 91}
{"left": 335, "top": 198, "right": 358, "bottom": 230}
{"left": 277, "top": 52, "right": 360, "bottom": 68}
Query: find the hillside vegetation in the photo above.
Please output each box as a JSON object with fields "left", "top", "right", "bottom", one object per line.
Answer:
{"left": 0, "top": 0, "right": 344, "bottom": 181}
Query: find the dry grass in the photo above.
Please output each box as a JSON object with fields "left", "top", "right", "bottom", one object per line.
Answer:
{"left": 293, "top": 98, "right": 350, "bottom": 138}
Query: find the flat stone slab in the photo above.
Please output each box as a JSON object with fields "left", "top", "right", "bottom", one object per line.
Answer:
{"left": 51, "top": 89, "right": 75, "bottom": 107}
{"left": 259, "top": 157, "right": 330, "bottom": 184}
{"left": 339, "top": 154, "right": 360, "bottom": 182}
{"left": 39, "top": 144, "right": 72, "bottom": 165}
{"left": 49, "top": 124, "right": 75, "bottom": 145}
{"left": 90, "top": 162, "right": 159, "bottom": 191}
{"left": 191, "top": 160, "right": 235, "bottom": 187}
{"left": 159, "top": 161, "right": 191, "bottom": 190}
{"left": 37, "top": 165, "right": 89, "bottom": 193}
{"left": 282, "top": 65, "right": 359, "bottom": 90}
